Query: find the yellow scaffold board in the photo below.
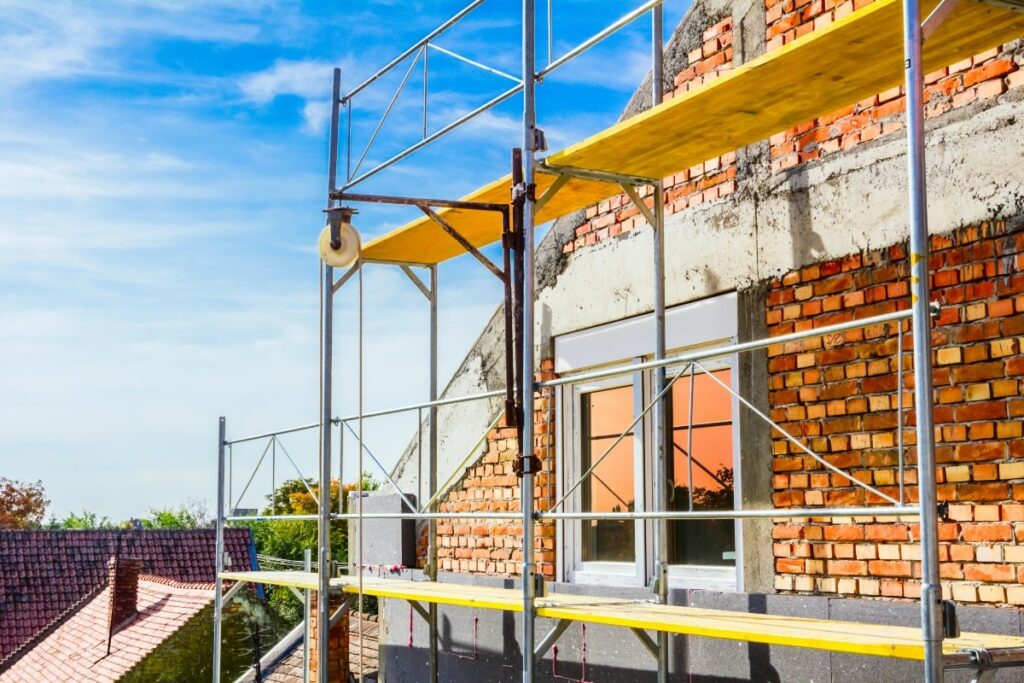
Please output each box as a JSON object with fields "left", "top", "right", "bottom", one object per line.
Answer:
{"left": 360, "top": 0, "right": 1024, "bottom": 266}
{"left": 221, "top": 571, "right": 1024, "bottom": 660}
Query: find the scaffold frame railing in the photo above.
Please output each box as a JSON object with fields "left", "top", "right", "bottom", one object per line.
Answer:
{"left": 209, "top": 1, "right": 1024, "bottom": 682}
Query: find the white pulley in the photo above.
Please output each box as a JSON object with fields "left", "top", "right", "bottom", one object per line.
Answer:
{"left": 318, "top": 210, "right": 360, "bottom": 267}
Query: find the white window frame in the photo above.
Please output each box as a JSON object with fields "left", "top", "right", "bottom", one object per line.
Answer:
{"left": 555, "top": 292, "right": 741, "bottom": 590}
{"left": 659, "top": 354, "right": 741, "bottom": 592}
{"left": 561, "top": 371, "right": 647, "bottom": 587}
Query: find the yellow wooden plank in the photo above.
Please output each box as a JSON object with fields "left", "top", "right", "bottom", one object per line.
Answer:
{"left": 360, "top": 0, "right": 1024, "bottom": 266}
{"left": 220, "top": 570, "right": 319, "bottom": 590}
{"left": 538, "top": 601, "right": 1024, "bottom": 660}
{"left": 333, "top": 576, "right": 523, "bottom": 611}
{"left": 549, "top": 0, "right": 1024, "bottom": 179}
{"left": 223, "top": 572, "right": 1024, "bottom": 659}
{"left": 360, "top": 173, "right": 614, "bottom": 264}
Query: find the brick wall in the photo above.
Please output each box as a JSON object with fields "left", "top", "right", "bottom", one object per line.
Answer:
{"left": 424, "top": 360, "right": 557, "bottom": 578}
{"left": 766, "top": 0, "right": 1023, "bottom": 172}
{"left": 564, "top": 18, "right": 737, "bottom": 256}
{"left": 308, "top": 592, "right": 349, "bottom": 683}
{"left": 107, "top": 557, "right": 143, "bottom": 630}
{"left": 768, "top": 219, "right": 1024, "bottom": 604}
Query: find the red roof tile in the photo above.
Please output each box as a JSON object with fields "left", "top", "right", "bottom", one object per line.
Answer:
{"left": 0, "top": 577, "right": 214, "bottom": 682}
{"left": 0, "top": 529, "right": 253, "bottom": 664}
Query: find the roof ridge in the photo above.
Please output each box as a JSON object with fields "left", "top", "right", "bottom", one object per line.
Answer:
{"left": 138, "top": 574, "right": 216, "bottom": 591}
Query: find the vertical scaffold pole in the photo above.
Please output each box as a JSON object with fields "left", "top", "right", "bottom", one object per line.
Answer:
{"left": 428, "top": 264, "right": 440, "bottom": 682}
{"left": 315, "top": 66, "right": 342, "bottom": 683}
{"left": 649, "top": 6, "right": 669, "bottom": 683}
{"left": 902, "top": 3, "right": 942, "bottom": 681}
{"left": 212, "top": 416, "right": 226, "bottom": 683}
{"left": 520, "top": 0, "right": 538, "bottom": 680}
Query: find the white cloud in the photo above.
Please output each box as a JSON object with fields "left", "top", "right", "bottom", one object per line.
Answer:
{"left": 0, "top": 0, "right": 293, "bottom": 89}
{"left": 239, "top": 59, "right": 335, "bottom": 104}
{"left": 238, "top": 59, "right": 342, "bottom": 134}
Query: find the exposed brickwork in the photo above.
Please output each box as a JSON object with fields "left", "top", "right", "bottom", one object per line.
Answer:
{"left": 107, "top": 557, "right": 143, "bottom": 630}
{"left": 765, "top": 0, "right": 1023, "bottom": 172}
{"left": 564, "top": 18, "right": 737, "bottom": 256}
{"left": 768, "top": 220, "right": 1024, "bottom": 603}
{"left": 423, "top": 360, "right": 557, "bottom": 578}
{"left": 308, "top": 592, "right": 350, "bottom": 683}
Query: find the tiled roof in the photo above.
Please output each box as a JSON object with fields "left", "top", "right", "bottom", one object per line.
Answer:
{"left": 237, "top": 614, "right": 379, "bottom": 682}
{"left": 0, "top": 576, "right": 214, "bottom": 682}
{"left": 0, "top": 529, "right": 253, "bottom": 664}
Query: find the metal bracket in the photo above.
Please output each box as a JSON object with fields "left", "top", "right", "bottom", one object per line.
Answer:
{"left": 420, "top": 205, "right": 506, "bottom": 281}
{"left": 921, "top": 0, "right": 959, "bottom": 39}
{"left": 400, "top": 265, "right": 432, "bottom": 300}
{"left": 409, "top": 599, "right": 431, "bottom": 623}
{"left": 535, "top": 173, "right": 569, "bottom": 213}
{"left": 938, "top": 501, "right": 950, "bottom": 521}
{"left": 222, "top": 580, "right": 245, "bottom": 604}
{"left": 330, "top": 595, "right": 355, "bottom": 627}
{"left": 533, "top": 127, "right": 548, "bottom": 152}
{"left": 538, "top": 161, "right": 658, "bottom": 188}
{"left": 512, "top": 182, "right": 536, "bottom": 203}
{"left": 533, "top": 618, "right": 570, "bottom": 659}
{"left": 966, "top": 648, "right": 997, "bottom": 683}
{"left": 631, "top": 628, "right": 660, "bottom": 660}
{"left": 514, "top": 454, "right": 542, "bottom": 477}
{"left": 943, "top": 599, "right": 961, "bottom": 638}
{"left": 620, "top": 182, "right": 658, "bottom": 228}
{"left": 332, "top": 190, "right": 506, "bottom": 214}
{"left": 331, "top": 261, "right": 361, "bottom": 294}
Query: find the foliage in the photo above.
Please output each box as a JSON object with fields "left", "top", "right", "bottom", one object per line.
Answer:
{"left": 120, "top": 592, "right": 290, "bottom": 683}
{"left": 671, "top": 466, "right": 735, "bottom": 511}
{"left": 242, "top": 473, "right": 382, "bottom": 624}
{"left": 0, "top": 478, "right": 49, "bottom": 530}
{"left": 47, "top": 509, "right": 115, "bottom": 530}
{"left": 43, "top": 499, "right": 211, "bottom": 531}
{"left": 138, "top": 499, "right": 211, "bottom": 529}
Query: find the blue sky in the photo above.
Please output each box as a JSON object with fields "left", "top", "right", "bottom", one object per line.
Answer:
{"left": 0, "top": 0, "right": 687, "bottom": 521}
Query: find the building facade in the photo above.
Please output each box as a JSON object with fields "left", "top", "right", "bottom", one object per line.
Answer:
{"left": 375, "top": 0, "right": 1024, "bottom": 679}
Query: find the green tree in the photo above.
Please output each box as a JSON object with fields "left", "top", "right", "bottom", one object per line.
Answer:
{"left": 140, "top": 499, "right": 211, "bottom": 529}
{"left": 242, "top": 473, "right": 380, "bottom": 623}
{"left": 48, "top": 510, "right": 114, "bottom": 530}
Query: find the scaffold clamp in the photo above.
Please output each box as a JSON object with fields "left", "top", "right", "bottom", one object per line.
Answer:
{"left": 514, "top": 454, "right": 542, "bottom": 477}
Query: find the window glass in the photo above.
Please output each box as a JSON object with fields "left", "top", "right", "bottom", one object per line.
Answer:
{"left": 668, "top": 368, "right": 735, "bottom": 566}
{"left": 580, "top": 385, "right": 635, "bottom": 562}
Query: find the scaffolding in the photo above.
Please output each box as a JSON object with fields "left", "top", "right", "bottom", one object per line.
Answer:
{"left": 211, "top": 1, "right": 1024, "bottom": 682}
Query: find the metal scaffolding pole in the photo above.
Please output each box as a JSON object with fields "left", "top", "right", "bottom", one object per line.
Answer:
{"left": 315, "top": 66, "right": 343, "bottom": 683}
{"left": 212, "top": 416, "right": 226, "bottom": 683}
{"left": 520, "top": 0, "right": 538, "bottom": 680}
{"left": 903, "top": 0, "right": 942, "bottom": 679}
{"left": 428, "top": 264, "right": 440, "bottom": 682}
{"left": 649, "top": 6, "right": 668, "bottom": 683}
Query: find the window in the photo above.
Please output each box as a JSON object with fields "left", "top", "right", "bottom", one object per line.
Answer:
{"left": 555, "top": 293, "right": 740, "bottom": 589}
{"left": 667, "top": 366, "right": 736, "bottom": 568}
{"left": 580, "top": 385, "right": 636, "bottom": 563}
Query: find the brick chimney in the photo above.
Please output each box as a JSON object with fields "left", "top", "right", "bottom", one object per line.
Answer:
{"left": 107, "top": 556, "right": 144, "bottom": 631}
{"left": 307, "top": 591, "right": 349, "bottom": 682}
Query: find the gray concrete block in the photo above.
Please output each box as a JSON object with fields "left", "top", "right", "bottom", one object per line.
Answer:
{"left": 348, "top": 493, "right": 417, "bottom": 569}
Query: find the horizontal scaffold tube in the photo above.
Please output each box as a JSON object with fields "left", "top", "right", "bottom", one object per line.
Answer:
{"left": 538, "top": 307, "right": 917, "bottom": 389}
{"left": 224, "top": 388, "right": 504, "bottom": 445}
{"left": 226, "top": 505, "right": 920, "bottom": 524}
